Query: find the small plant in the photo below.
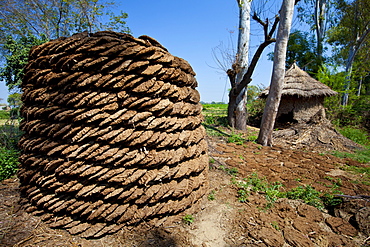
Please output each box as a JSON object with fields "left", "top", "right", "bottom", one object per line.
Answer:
{"left": 208, "top": 190, "right": 216, "bottom": 201}
{"left": 227, "top": 167, "right": 238, "bottom": 176}
{"left": 270, "top": 221, "right": 280, "bottom": 231}
{"left": 227, "top": 132, "right": 245, "bottom": 145}
{"left": 247, "top": 135, "right": 258, "bottom": 142}
{"left": 234, "top": 173, "right": 283, "bottom": 206}
{"left": 281, "top": 185, "right": 324, "bottom": 209}
{"left": 324, "top": 176, "right": 342, "bottom": 188}
{"left": 234, "top": 173, "right": 346, "bottom": 210}
{"left": 237, "top": 189, "right": 249, "bottom": 202}
{"left": 182, "top": 214, "right": 194, "bottom": 225}
{"left": 0, "top": 146, "right": 19, "bottom": 181}
{"left": 219, "top": 165, "right": 238, "bottom": 176}
{"left": 209, "top": 158, "right": 215, "bottom": 164}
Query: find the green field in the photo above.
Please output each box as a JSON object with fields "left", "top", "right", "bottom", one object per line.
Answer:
{"left": 202, "top": 103, "right": 228, "bottom": 126}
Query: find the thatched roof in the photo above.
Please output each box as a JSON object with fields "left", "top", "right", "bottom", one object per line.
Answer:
{"left": 260, "top": 63, "right": 338, "bottom": 98}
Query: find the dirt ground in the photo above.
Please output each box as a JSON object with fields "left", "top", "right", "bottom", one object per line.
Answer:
{"left": 1, "top": 134, "right": 369, "bottom": 247}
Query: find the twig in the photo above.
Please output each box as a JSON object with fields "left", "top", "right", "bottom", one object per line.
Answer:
{"left": 335, "top": 194, "right": 370, "bottom": 202}
{"left": 13, "top": 234, "right": 35, "bottom": 247}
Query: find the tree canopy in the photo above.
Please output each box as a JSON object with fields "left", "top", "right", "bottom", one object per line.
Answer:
{"left": 0, "top": 0, "right": 130, "bottom": 91}
{"left": 0, "top": 0, "right": 130, "bottom": 42}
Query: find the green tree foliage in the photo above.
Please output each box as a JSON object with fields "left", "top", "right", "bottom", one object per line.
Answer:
{"left": 296, "top": 0, "right": 335, "bottom": 65}
{"left": 0, "top": 0, "right": 130, "bottom": 91}
{"left": 7, "top": 93, "right": 22, "bottom": 118}
{"left": 0, "top": 0, "right": 130, "bottom": 41}
{"left": 268, "top": 30, "right": 318, "bottom": 74}
{"left": 327, "top": 0, "right": 370, "bottom": 105}
{"left": 0, "top": 34, "right": 48, "bottom": 90}
{"left": 317, "top": 66, "right": 370, "bottom": 131}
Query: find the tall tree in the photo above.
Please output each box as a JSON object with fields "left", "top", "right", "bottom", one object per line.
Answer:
{"left": 268, "top": 30, "right": 317, "bottom": 73}
{"left": 257, "top": 0, "right": 297, "bottom": 146}
{"left": 0, "top": 34, "right": 48, "bottom": 90}
{"left": 297, "top": 0, "right": 332, "bottom": 72}
{"left": 0, "top": 0, "right": 130, "bottom": 42}
{"left": 227, "top": 0, "right": 279, "bottom": 130}
{"left": 314, "top": 0, "right": 328, "bottom": 64}
{"left": 227, "top": 0, "right": 252, "bottom": 131}
{"left": 333, "top": 0, "right": 370, "bottom": 105}
{"left": 0, "top": 0, "right": 130, "bottom": 91}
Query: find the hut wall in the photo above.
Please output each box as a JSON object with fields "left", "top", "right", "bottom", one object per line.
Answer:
{"left": 277, "top": 96, "right": 325, "bottom": 123}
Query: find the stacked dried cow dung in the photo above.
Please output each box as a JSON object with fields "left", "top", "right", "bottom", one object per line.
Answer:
{"left": 18, "top": 31, "right": 208, "bottom": 238}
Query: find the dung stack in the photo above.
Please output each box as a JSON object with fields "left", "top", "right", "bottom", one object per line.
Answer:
{"left": 18, "top": 31, "right": 208, "bottom": 238}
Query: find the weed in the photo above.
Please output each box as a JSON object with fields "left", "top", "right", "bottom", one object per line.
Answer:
{"left": 182, "top": 214, "right": 194, "bottom": 225}
{"left": 248, "top": 135, "right": 258, "bottom": 142}
{"left": 234, "top": 173, "right": 343, "bottom": 210}
{"left": 227, "top": 132, "right": 245, "bottom": 145}
{"left": 270, "top": 221, "right": 280, "bottom": 231}
{"left": 237, "top": 189, "right": 249, "bottom": 202}
{"left": 209, "top": 158, "right": 215, "bottom": 164}
{"left": 281, "top": 185, "right": 324, "bottom": 209}
{"left": 219, "top": 165, "right": 238, "bottom": 176}
{"left": 227, "top": 167, "right": 238, "bottom": 176}
{"left": 234, "top": 173, "right": 283, "bottom": 206}
{"left": 324, "top": 176, "right": 342, "bottom": 188}
{"left": 208, "top": 190, "right": 216, "bottom": 201}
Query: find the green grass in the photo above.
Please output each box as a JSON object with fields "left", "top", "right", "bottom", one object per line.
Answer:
{"left": 338, "top": 126, "right": 370, "bottom": 146}
{"left": 331, "top": 146, "right": 370, "bottom": 164}
{"left": 330, "top": 126, "right": 370, "bottom": 163}
{"left": 202, "top": 103, "right": 228, "bottom": 127}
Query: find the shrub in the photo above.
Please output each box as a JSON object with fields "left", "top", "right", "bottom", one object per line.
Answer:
{"left": 0, "top": 123, "right": 22, "bottom": 150}
{"left": 247, "top": 98, "right": 265, "bottom": 128}
{"left": 0, "top": 146, "right": 19, "bottom": 181}
{"left": 0, "top": 110, "right": 10, "bottom": 119}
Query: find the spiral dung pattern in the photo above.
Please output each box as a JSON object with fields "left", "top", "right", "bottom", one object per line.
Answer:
{"left": 18, "top": 31, "right": 208, "bottom": 238}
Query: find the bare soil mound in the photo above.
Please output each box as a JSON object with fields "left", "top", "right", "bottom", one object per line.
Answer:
{"left": 273, "top": 118, "right": 362, "bottom": 152}
{"left": 1, "top": 135, "right": 369, "bottom": 247}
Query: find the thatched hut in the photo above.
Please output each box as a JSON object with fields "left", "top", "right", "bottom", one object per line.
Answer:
{"left": 260, "top": 63, "right": 337, "bottom": 124}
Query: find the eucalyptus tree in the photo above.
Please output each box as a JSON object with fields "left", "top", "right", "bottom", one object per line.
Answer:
{"left": 328, "top": 0, "right": 370, "bottom": 105}
{"left": 297, "top": 0, "right": 332, "bottom": 70}
{"left": 258, "top": 0, "right": 297, "bottom": 146}
{"left": 227, "top": 0, "right": 279, "bottom": 130}
{"left": 268, "top": 30, "right": 317, "bottom": 73}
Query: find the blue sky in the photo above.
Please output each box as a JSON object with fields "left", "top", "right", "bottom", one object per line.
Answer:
{"left": 0, "top": 0, "right": 306, "bottom": 104}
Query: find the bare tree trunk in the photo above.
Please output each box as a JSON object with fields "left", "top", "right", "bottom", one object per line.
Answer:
{"left": 341, "top": 0, "right": 370, "bottom": 106}
{"left": 342, "top": 27, "right": 370, "bottom": 105}
{"left": 257, "top": 0, "right": 296, "bottom": 146}
{"left": 228, "top": 0, "right": 251, "bottom": 130}
{"left": 315, "top": 0, "right": 327, "bottom": 65}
